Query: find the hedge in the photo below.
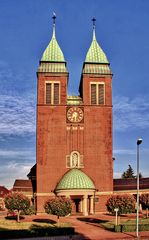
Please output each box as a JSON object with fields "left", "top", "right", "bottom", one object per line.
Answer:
{"left": 114, "top": 225, "right": 122, "bottom": 232}
{"left": 114, "top": 224, "right": 149, "bottom": 232}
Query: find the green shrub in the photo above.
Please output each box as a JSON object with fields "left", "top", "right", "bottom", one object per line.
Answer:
{"left": 139, "top": 224, "right": 149, "bottom": 231}
{"left": 106, "top": 194, "right": 136, "bottom": 215}
{"left": 114, "top": 225, "right": 121, "bottom": 232}
{"left": 21, "top": 205, "right": 35, "bottom": 215}
{"left": 4, "top": 192, "right": 30, "bottom": 222}
{"left": 122, "top": 224, "right": 136, "bottom": 232}
{"left": 119, "top": 223, "right": 149, "bottom": 232}
{"left": 121, "top": 224, "right": 149, "bottom": 232}
{"left": 140, "top": 194, "right": 149, "bottom": 209}
{"left": 44, "top": 197, "right": 72, "bottom": 224}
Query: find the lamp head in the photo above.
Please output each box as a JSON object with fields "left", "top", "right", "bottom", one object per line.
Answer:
{"left": 137, "top": 138, "right": 143, "bottom": 145}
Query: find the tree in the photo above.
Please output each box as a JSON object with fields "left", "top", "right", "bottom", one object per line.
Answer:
{"left": 4, "top": 192, "right": 30, "bottom": 222}
{"left": 121, "top": 165, "right": 135, "bottom": 179}
{"left": 106, "top": 194, "right": 136, "bottom": 215}
{"left": 121, "top": 164, "right": 143, "bottom": 179}
{"left": 44, "top": 197, "right": 72, "bottom": 225}
{"left": 140, "top": 194, "right": 149, "bottom": 217}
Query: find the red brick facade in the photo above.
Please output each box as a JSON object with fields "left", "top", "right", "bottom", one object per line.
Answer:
{"left": 36, "top": 73, "right": 113, "bottom": 212}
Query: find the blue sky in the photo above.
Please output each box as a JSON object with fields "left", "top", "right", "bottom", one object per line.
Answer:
{"left": 0, "top": 0, "right": 149, "bottom": 188}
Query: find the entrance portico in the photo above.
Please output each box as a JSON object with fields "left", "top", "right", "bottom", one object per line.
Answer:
{"left": 55, "top": 169, "right": 96, "bottom": 216}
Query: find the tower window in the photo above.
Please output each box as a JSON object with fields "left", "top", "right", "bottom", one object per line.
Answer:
{"left": 98, "top": 84, "right": 104, "bottom": 104}
{"left": 53, "top": 83, "right": 59, "bottom": 104}
{"left": 46, "top": 83, "right": 52, "bottom": 104}
{"left": 46, "top": 82, "right": 60, "bottom": 104}
{"left": 91, "top": 84, "right": 97, "bottom": 104}
{"left": 90, "top": 83, "right": 105, "bottom": 105}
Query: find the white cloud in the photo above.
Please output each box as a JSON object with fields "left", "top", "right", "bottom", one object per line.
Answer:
{"left": 0, "top": 161, "right": 33, "bottom": 189}
{"left": 0, "top": 148, "right": 35, "bottom": 189}
{"left": 113, "top": 95, "right": 149, "bottom": 131}
{"left": 114, "top": 148, "right": 149, "bottom": 156}
{"left": 114, "top": 171, "right": 122, "bottom": 179}
{"left": 0, "top": 149, "right": 35, "bottom": 160}
{"left": 113, "top": 149, "right": 135, "bottom": 155}
{"left": 0, "top": 94, "right": 36, "bottom": 136}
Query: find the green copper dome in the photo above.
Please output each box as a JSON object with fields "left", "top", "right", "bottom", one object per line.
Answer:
{"left": 85, "top": 30, "right": 109, "bottom": 64}
{"left": 56, "top": 169, "right": 95, "bottom": 190}
{"left": 41, "top": 27, "right": 65, "bottom": 62}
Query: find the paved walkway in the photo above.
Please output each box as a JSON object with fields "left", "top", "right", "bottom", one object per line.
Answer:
{"left": 64, "top": 214, "right": 149, "bottom": 239}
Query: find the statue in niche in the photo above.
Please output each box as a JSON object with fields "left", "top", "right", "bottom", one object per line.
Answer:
{"left": 71, "top": 152, "right": 78, "bottom": 168}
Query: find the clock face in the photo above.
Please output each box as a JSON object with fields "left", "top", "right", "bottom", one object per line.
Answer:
{"left": 67, "top": 107, "right": 84, "bottom": 123}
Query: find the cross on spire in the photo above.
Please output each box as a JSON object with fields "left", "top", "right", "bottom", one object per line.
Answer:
{"left": 52, "top": 12, "right": 56, "bottom": 38}
{"left": 92, "top": 17, "right": 96, "bottom": 40}
{"left": 92, "top": 17, "right": 96, "bottom": 27}
{"left": 52, "top": 12, "right": 56, "bottom": 25}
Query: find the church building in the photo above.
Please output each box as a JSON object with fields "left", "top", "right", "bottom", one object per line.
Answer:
{"left": 12, "top": 16, "right": 149, "bottom": 215}
{"left": 36, "top": 16, "right": 113, "bottom": 215}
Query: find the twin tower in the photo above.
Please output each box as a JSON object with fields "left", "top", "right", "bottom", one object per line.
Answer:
{"left": 36, "top": 17, "right": 113, "bottom": 215}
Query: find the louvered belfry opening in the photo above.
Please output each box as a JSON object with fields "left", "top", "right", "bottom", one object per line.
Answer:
{"left": 98, "top": 84, "right": 104, "bottom": 105}
{"left": 53, "top": 83, "right": 59, "bottom": 104}
{"left": 46, "top": 82, "right": 60, "bottom": 105}
{"left": 91, "top": 84, "right": 97, "bottom": 104}
{"left": 90, "top": 83, "right": 104, "bottom": 105}
{"left": 46, "top": 83, "right": 51, "bottom": 104}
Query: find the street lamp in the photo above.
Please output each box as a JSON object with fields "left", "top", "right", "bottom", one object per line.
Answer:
{"left": 136, "top": 138, "right": 142, "bottom": 239}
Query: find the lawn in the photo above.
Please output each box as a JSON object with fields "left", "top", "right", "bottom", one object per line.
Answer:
{"left": 0, "top": 216, "right": 74, "bottom": 238}
{"left": 0, "top": 218, "right": 54, "bottom": 229}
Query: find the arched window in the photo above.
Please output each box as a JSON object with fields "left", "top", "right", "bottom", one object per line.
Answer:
{"left": 66, "top": 151, "right": 84, "bottom": 169}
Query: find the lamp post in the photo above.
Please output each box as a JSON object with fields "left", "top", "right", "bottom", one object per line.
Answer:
{"left": 114, "top": 208, "right": 119, "bottom": 225}
{"left": 136, "top": 138, "right": 142, "bottom": 239}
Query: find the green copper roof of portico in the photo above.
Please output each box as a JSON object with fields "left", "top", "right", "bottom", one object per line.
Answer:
{"left": 56, "top": 169, "right": 95, "bottom": 190}
{"left": 85, "top": 30, "right": 109, "bottom": 64}
{"left": 41, "top": 27, "right": 65, "bottom": 62}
